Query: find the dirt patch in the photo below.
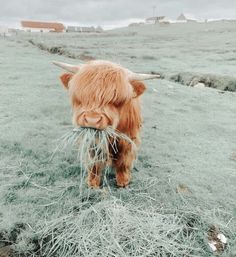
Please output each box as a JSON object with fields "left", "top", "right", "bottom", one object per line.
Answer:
{"left": 0, "top": 245, "right": 13, "bottom": 257}
{"left": 0, "top": 222, "right": 40, "bottom": 257}
{"left": 230, "top": 152, "right": 236, "bottom": 161}
{"left": 176, "top": 184, "right": 190, "bottom": 194}
{"left": 170, "top": 72, "right": 236, "bottom": 92}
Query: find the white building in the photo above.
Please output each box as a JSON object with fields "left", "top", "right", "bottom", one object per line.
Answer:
{"left": 21, "top": 21, "right": 65, "bottom": 32}
{"left": 159, "top": 17, "right": 172, "bottom": 24}
{"left": 176, "top": 13, "right": 198, "bottom": 23}
{"left": 145, "top": 16, "right": 165, "bottom": 24}
{"left": 67, "top": 26, "right": 103, "bottom": 33}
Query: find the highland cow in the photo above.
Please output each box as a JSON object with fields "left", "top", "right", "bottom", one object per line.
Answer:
{"left": 53, "top": 60, "right": 159, "bottom": 188}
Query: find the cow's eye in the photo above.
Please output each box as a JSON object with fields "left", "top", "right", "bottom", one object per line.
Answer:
{"left": 72, "top": 98, "right": 81, "bottom": 107}
{"left": 113, "top": 100, "right": 125, "bottom": 108}
{"left": 112, "top": 102, "right": 118, "bottom": 107}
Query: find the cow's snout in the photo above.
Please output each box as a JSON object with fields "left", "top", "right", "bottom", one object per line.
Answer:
{"left": 85, "top": 115, "right": 101, "bottom": 126}
{"left": 79, "top": 112, "right": 108, "bottom": 129}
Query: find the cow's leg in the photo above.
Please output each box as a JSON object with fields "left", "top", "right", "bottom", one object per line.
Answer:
{"left": 87, "top": 164, "right": 102, "bottom": 188}
{"left": 113, "top": 141, "right": 136, "bottom": 187}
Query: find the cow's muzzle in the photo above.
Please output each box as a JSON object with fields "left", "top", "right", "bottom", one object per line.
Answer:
{"left": 78, "top": 112, "right": 109, "bottom": 130}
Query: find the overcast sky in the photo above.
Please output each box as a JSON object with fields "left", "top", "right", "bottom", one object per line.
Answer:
{"left": 0, "top": 0, "right": 236, "bottom": 29}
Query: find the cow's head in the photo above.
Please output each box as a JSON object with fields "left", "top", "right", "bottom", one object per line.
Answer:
{"left": 53, "top": 60, "right": 160, "bottom": 130}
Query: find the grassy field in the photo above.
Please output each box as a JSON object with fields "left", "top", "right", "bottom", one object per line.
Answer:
{"left": 0, "top": 22, "right": 236, "bottom": 256}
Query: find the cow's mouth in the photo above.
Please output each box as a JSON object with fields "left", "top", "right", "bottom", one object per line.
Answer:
{"left": 79, "top": 126, "right": 105, "bottom": 131}
{"left": 59, "top": 127, "right": 136, "bottom": 169}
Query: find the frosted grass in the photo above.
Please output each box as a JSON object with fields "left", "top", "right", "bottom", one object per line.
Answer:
{"left": 1, "top": 25, "right": 236, "bottom": 257}
{"left": 38, "top": 198, "right": 200, "bottom": 257}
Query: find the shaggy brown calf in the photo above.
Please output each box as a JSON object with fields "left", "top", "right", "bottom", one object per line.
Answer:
{"left": 53, "top": 60, "right": 159, "bottom": 188}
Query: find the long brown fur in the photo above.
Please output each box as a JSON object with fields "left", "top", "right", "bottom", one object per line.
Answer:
{"left": 59, "top": 61, "right": 146, "bottom": 188}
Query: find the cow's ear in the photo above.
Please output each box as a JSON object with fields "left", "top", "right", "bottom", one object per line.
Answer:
{"left": 130, "top": 80, "right": 146, "bottom": 98}
{"left": 60, "top": 73, "right": 73, "bottom": 89}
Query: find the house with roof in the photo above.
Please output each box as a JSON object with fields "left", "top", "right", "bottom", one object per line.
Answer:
{"left": 21, "top": 21, "right": 65, "bottom": 32}
{"left": 145, "top": 16, "right": 165, "bottom": 24}
{"left": 176, "top": 13, "right": 198, "bottom": 23}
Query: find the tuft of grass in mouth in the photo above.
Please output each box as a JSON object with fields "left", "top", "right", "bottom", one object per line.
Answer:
{"left": 55, "top": 127, "right": 136, "bottom": 170}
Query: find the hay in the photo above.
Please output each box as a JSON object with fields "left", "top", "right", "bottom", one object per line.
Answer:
{"left": 31, "top": 176, "right": 228, "bottom": 257}
{"left": 3, "top": 165, "right": 234, "bottom": 257}
{"left": 38, "top": 197, "right": 199, "bottom": 257}
{"left": 55, "top": 127, "right": 136, "bottom": 171}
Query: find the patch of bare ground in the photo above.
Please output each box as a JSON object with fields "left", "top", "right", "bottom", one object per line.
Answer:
{"left": 230, "top": 152, "right": 236, "bottom": 161}
{"left": 0, "top": 245, "right": 12, "bottom": 257}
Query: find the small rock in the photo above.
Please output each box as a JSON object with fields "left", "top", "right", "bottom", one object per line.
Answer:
{"left": 194, "top": 82, "right": 205, "bottom": 88}
{"left": 208, "top": 225, "right": 227, "bottom": 253}
{"left": 208, "top": 241, "right": 217, "bottom": 252}
{"left": 217, "top": 233, "right": 227, "bottom": 244}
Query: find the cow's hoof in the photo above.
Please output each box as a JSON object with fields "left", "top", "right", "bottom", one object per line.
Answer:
{"left": 87, "top": 177, "right": 100, "bottom": 188}
{"left": 116, "top": 172, "right": 130, "bottom": 188}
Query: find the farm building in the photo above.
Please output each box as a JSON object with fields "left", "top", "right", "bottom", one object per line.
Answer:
{"left": 177, "top": 13, "right": 197, "bottom": 23}
{"left": 21, "top": 21, "right": 65, "bottom": 32}
{"left": 145, "top": 16, "right": 165, "bottom": 24}
{"left": 66, "top": 26, "right": 103, "bottom": 33}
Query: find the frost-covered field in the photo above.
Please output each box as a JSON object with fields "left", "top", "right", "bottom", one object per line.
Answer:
{"left": 0, "top": 22, "right": 236, "bottom": 256}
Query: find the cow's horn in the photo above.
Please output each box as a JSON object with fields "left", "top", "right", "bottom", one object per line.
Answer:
{"left": 128, "top": 72, "right": 160, "bottom": 81}
{"left": 52, "top": 61, "right": 79, "bottom": 73}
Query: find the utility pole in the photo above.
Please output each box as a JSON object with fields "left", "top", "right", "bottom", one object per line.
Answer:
{"left": 152, "top": 5, "right": 156, "bottom": 17}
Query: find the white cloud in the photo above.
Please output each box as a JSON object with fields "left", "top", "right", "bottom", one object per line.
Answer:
{"left": 0, "top": 0, "right": 235, "bottom": 28}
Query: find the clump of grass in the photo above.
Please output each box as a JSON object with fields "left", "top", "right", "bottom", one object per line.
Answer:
{"left": 55, "top": 127, "right": 136, "bottom": 171}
